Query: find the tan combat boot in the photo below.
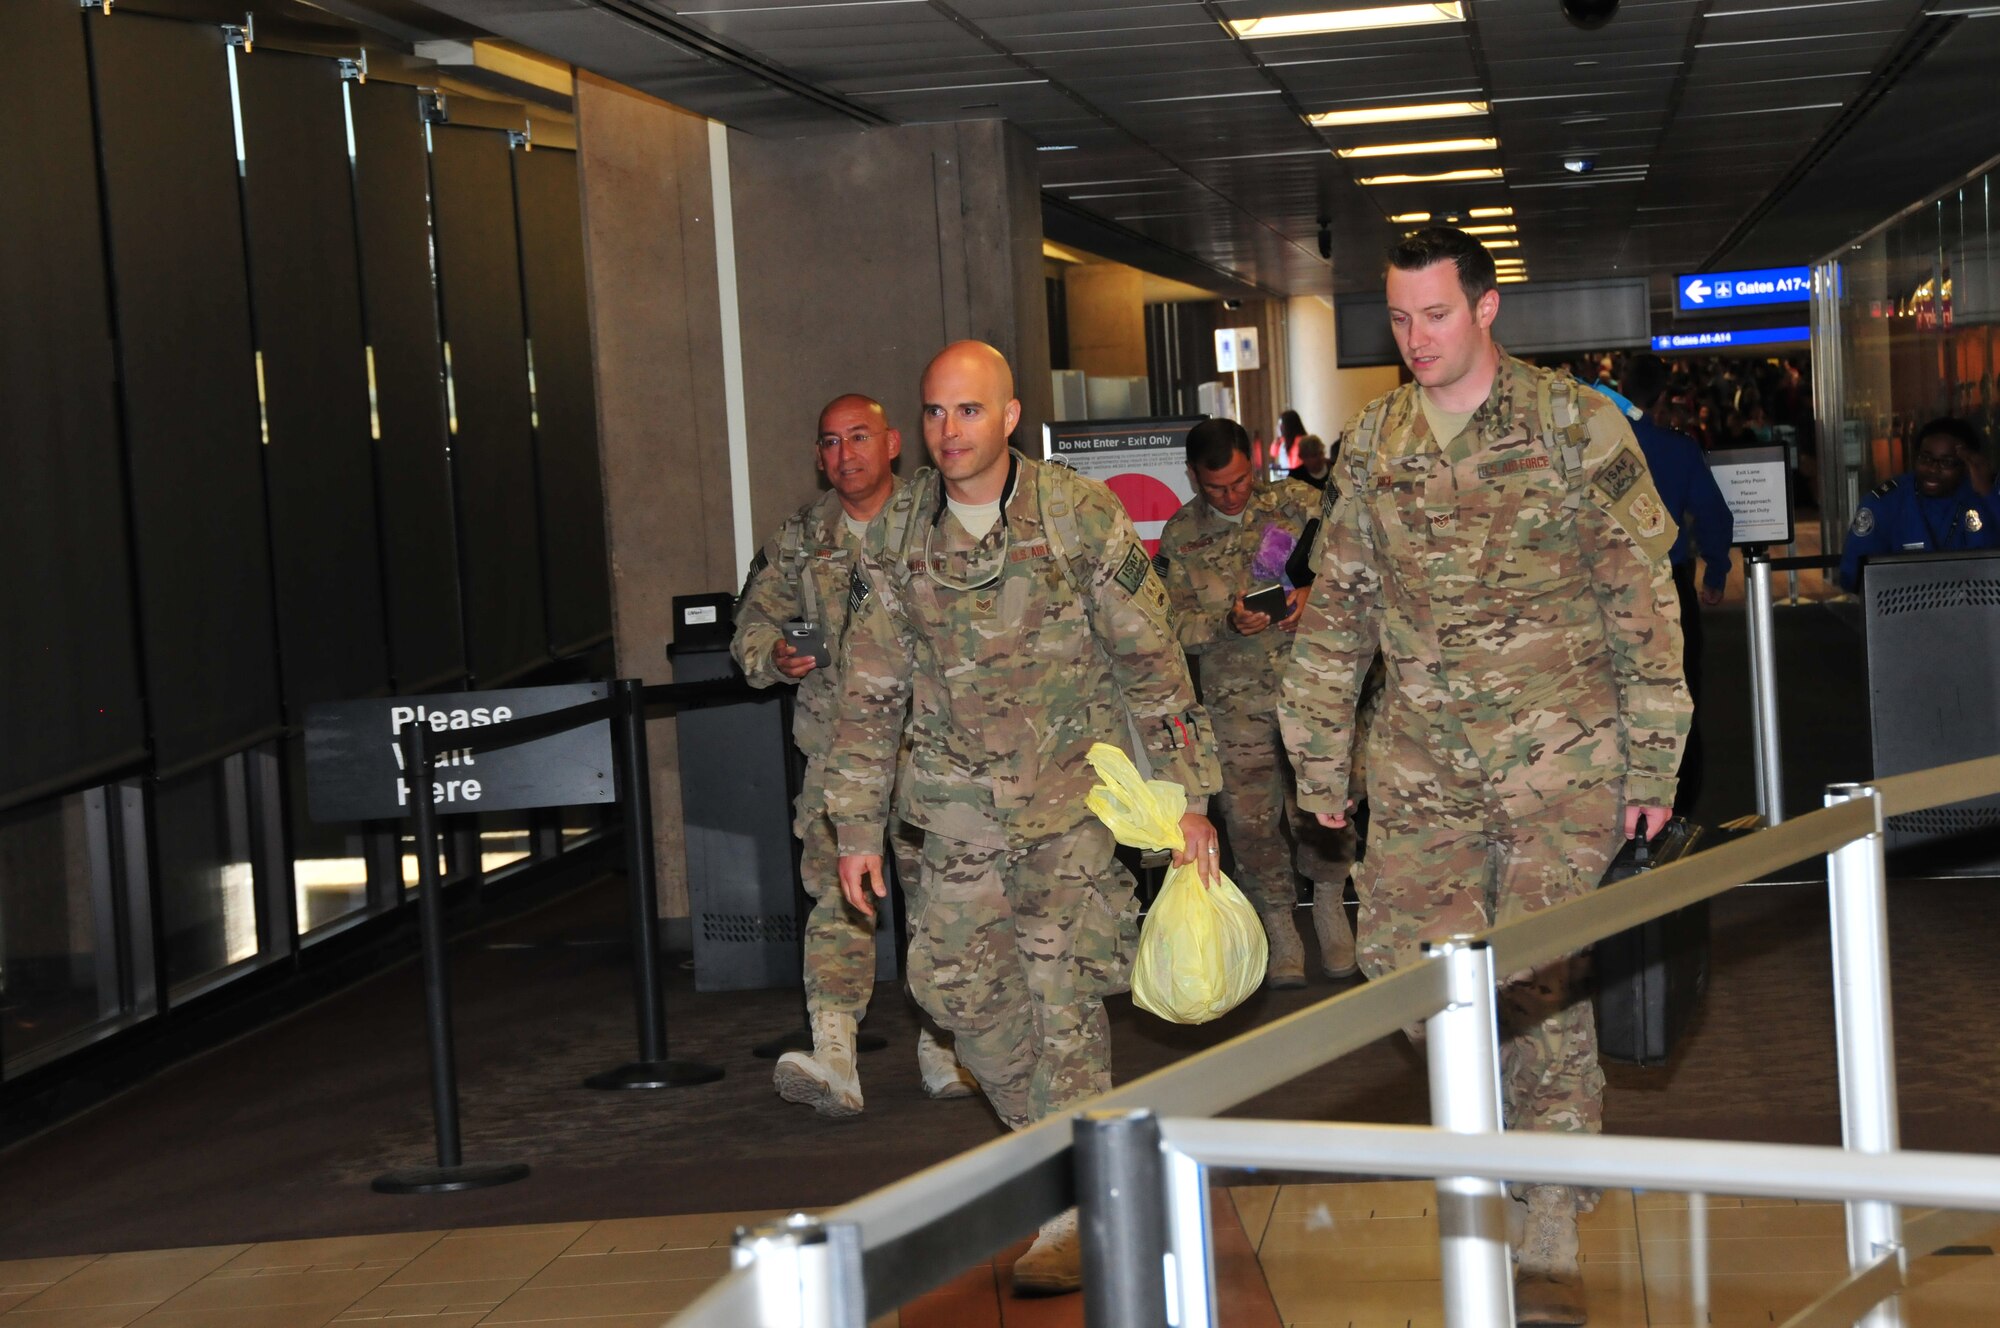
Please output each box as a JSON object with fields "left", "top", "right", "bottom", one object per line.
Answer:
{"left": 915, "top": 1026, "right": 978, "bottom": 1099}
{"left": 1011, "top": 1209, "right": 1082, "bottom": 1296}
{"left": 1515, "top": 1184, "right": 1587, "bottom": 1325}
{"left": 773, "top": 1007, "right": 863, "bottom": 1119}
{"left": 1312, "top": 887, "right": 1358, "bottom": 980}
{"left": 1261, "top": 907, "right": 1307, "bottom": 989}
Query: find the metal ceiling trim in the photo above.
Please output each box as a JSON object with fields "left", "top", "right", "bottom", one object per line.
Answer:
{"left": 1041, "top": 193, "right": 1282, "bottom": 304}
{"left": 586, "top": 0, "right": 893, "bottom": 129}
{"left": 1700, "top": 12, "right": 1962, "bottom": 270}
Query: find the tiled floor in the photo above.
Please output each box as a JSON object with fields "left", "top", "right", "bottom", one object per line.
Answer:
{"left": 1, "top": 1184, "right": 1991, "bottom": 1326}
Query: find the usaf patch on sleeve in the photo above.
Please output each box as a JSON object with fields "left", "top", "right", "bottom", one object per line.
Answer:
{"left": 1593, "top": 446, "right": 1645, "bottom": 504}
{"left": 1114, "top": 544, "right": 1151, "bottom": 596}
{"left": 847, "top": 565, "right": 872, "bottom": 615}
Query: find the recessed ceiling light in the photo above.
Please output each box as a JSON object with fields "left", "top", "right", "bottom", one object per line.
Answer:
{"left": 1356, "top": 167, "right": 1504, "bottom": 185}
{"left": 1563, "top": 158, "right": 1595, "bottom": 174}
{"left": 1462, "top": 223, "right": 1516, "bottom": 235}
{"left": 1388, "top": 211, "right": 1432, "bottom": 222}
{"left": 1470, "top": 206, "right": 1514, "bottom": 218}
{"left": 1481, "top": 238, "right": 1520, "bottom": 249}
{"left": 1227, "top": 3, "right": 1464, "bottom": 39}
{"left": 1307, "top": 100, "right": 1488, "bottom": 128}
{"left": 1335, "top": 137, "right": 1497, "bottom": 159}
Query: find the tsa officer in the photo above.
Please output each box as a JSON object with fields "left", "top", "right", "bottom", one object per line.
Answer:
{"left": 1839, "top": 417, "right": 2000, "bottom": 592}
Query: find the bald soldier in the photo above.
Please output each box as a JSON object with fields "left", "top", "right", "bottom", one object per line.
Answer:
{"left": 732, "top": 394, "right": 975, "bottom": 1118}
{"left": 829, "top": 342, "right": 1222, "bottom": 1297}
{"left": 1280, "top": 228, "right": 1690, "bottom": 1326}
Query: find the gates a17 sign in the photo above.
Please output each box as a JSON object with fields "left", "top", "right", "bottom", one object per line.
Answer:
{"left": 1675, "top": 266, "right": 1812, "bottom": 314}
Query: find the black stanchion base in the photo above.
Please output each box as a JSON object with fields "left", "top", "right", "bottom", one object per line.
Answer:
{"left": 750, "top": 1029, "right": 889, "bottom": 1059}
{"left": 585, "top": 1059, "right": 726, "bottom": 1090}
{"left": 371, "top": 1161, "right": 530, "bottom": 1194}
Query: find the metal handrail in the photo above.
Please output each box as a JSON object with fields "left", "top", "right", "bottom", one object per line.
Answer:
{"left": 1151, "top": 1120, "right": 2000, "bottom": 1211}
{"left": 677, "top": 755, "right": 2000, "bottom": 1327}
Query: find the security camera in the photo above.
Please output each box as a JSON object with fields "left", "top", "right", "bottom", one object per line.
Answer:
{"left": 1562, "top": 157, "right": 1596, "bottom": 174}
{"left": 1316, "top": 219, "right": 1333, "bottom": 261}
{"left": 1560, "top": 0, "right": 1618, "bottom": 27}
{"left": 1223, "top": 298, "right": 1244, "bottom": 310}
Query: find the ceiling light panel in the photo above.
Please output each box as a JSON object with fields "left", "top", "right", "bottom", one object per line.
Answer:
{"left": 1308, "top": 99, "right": 1487, "bottom": 128}
{"left": 1461, "top": 224, "right": 1516, "bottom": 234}
{"left": 1334, "top": 136, "right": 1497, "bottom": 158}
{"left": 1388, "top": 211, "right": 1432, "bottom": 222}
{"left": 1225, "top": 3, "right": 1465, "bottom": 39}
{"left": 1356, "top": 167, "right": 1504, "bottom": 185}
{"left": 1469, "top": 206, "right": 1514, "bottom": 217}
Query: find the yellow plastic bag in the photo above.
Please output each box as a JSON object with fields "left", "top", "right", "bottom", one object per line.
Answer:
{"left": 1084, "top": 742, "right": 1267, "bottom": 1024}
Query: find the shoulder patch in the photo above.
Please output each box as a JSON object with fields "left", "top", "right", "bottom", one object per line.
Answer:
{"left": 1114, "top": 544, "right": 1150, "bottom": 596}
{"left": 1593, "top": 446, "right": 1645, "bottom": 503}
{"left": 1852, "top": 506, "right": 1876, "bottom": 536}
{"left": 1626, "top": 490, "right": 1668, "bottom": 539}
{"left": 1151, "top": 552, "right": 1171, "bottom": 578}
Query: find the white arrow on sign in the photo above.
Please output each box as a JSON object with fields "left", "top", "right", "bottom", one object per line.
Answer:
{"left": 1684, "top": 279, "right": 1712, "bottom": 305}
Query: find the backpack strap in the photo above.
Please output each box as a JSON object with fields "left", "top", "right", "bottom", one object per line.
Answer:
{"left": 1536, "top": 373, "right": 1591, "bottom": 491}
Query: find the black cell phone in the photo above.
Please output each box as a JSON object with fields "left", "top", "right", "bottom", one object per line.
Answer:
{"left": 783, "top": 620, "right": 831, "bottom": 667}
{"left": 1243, "top": 583, "right": 1289, "bottom": 621}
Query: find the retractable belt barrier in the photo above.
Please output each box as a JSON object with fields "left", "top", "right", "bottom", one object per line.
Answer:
{"left": 676, "top": 752, "right": 2000, "bottom": 1328}
{"left": 370, "top": 677, "right": 748, "bottom": 1194}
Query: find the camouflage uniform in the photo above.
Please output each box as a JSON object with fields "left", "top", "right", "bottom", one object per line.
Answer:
{"left": 733, "top": 482, "right": 920, "bottom": 1019}
{"left": 1156, "top": 478, "right": 1354, "bottom": 919}
{"left": 828, "top": 452, "right": 1221, "bottom": 1128}
{"left": 1279, "top": 352, "right": 1691, "bottom": 1144}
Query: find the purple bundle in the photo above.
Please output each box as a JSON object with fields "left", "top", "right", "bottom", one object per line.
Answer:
{"left": 1252, "top": 524, "right": 1296, "bottom": 589}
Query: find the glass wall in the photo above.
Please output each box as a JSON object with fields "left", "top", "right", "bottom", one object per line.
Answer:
{"left": 1823, "top": 166, "right": 2000, "bottom": 537}
{"left": 0, "top": 791, "right": 122, "bottom": 1070}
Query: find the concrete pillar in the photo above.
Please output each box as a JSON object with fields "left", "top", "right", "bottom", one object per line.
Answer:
{"left": 724, "top": 118, "right": 1051, "bottom": 536}
{"left": 1063, "top": 263, "right": 1146, "bottom": 379}
{"left": 577, "top": 82, "right": 1050, "bottom": 920}
{"left": 574, "top": 74, "right": 736, "bottom": 920}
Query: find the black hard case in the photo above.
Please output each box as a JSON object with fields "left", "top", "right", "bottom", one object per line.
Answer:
{"left": 1592, "top": 819, "right": 1709, "bottom": 1066}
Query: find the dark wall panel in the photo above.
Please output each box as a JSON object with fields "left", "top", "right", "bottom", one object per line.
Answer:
{"left": 430, "top": 126, "right": 547, "bottom": 686}
{"left": 349, "top": 82, "right": 464, "bottom": 694}
{"left": 513, "top": 148, "right": 612, "bottom": 656}
{"left": 237, "top": 50, "right": 391, "bottom": 709}
{"left": 90, "top": 15, "right": 281, "bottom": 776}
{"left": 0, "top": 6, "right": 147, "bottom": 807}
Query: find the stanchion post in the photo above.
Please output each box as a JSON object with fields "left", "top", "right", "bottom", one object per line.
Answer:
{"left": 585, "top": 679, "right": 724, "bottom": 1090}
{"left": 1162, "top": 1140, "right": 1215, "bottom": 1328}
{"left": 731, "top": 1213, "right": 863, "bottom": 1328}
{"left": 1824, "top": 784, "right": 1906, "bottom": 1328}
{"left": 1745, "top": 546, "right": 1786, "bottom": 825}
{"left": 1421, "top": 939, "right": 1515, "bottom": 1328}
{"left": 1075, "top": 1109, "right": 1171, "bottom": 1328}
{"left": 372, "top": 723, "right": 529, "bottom": 1194}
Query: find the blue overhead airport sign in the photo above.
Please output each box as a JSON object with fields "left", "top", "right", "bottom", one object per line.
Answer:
{"left": 1652, "top": 325, "right": 1811, "bottom": 352}
{"left": 1675, "top": 266, "right": 1812, "bottom": 313}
